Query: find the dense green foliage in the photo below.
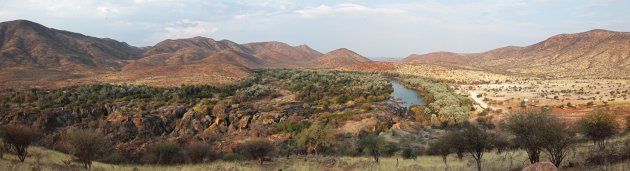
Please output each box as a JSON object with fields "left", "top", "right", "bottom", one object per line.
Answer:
{"left": 260, "top": 69, "right": 392, "bottom": 103}
{"left": 401, "top": 76, "right": 472, "bottom": 124}
{"left": 0, "top": 76, "right": 259, "bottom": 113}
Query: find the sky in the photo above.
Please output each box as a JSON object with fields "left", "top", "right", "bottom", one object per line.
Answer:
{"left": 1, "top": 0, "right": 629, "bottom": 58}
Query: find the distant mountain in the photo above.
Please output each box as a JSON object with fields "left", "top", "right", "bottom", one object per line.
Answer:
{"left": 127, "top": 37, "right": 261, "bottom": 69}
{"left": 310, "top": 48, "right": 371, "bottom": 68}
{"left": 0, "top": 20, "right": 144, "bottom": 72}
{"left": 242, "top": 42, "right": 322, "bottom": 66}
{"left": 403, "top": 29, "right": 630, "bottom": 78}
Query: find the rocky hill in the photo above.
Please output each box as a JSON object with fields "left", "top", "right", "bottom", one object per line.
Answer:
{"left": 0, "top": 20, "right": 329, "bottom": 88}
{"left": 310, "top": 48, "right": 371, "bottom": 68}
{"left": 242, "top": 42, "right": 322, "bottom": 66}
{"left": 0, "top": 20, "right": 145, "bottom": 87}
{"left": 403, "top": 29, "right": 630, "bottom": 78}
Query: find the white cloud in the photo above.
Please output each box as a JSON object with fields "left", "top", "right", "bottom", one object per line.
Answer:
{"left": 163, "top": 19, "right": 219, "bottom": 39}
{"left": 0, "top": 0, "right": 628, "bottom": 57}
{"left": 295, "top": 3, "right": 403, "bottom": 18}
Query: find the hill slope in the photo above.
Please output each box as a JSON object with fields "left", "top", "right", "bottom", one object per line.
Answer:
{"left": 0, "top": 20, "right": 326, "bottom": 88}
{"left": 310, "top": 48, "right": 371, "bottom": 68}
{"left": 403, "top": 29, "right": 630, "bottom": 78}
{"left": 0, "top": 20, "right": 143, "bottom": 72}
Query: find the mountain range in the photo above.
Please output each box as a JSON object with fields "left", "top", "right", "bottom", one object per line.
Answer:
{"left": 402, "top": 29, "right": 630, "bottom": 78}
{"left": 0, "top": 20, "right": 371, "bottom": 88}
{"left": 2, "top": 19, "right": 630, "bottom": 88}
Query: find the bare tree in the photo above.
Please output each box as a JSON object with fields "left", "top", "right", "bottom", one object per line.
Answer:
{"left": 64, "top": 128, "right": 112, "bottom": 169}
{"left": 450, "top": 123, "right": 503, "bottom": 171}
{"left": 0, "top": 124, "right": 42, "bottom": 162}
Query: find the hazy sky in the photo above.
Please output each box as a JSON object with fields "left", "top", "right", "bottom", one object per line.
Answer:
{"left": 1, "top": 0, "right": 629, "bottom": 57}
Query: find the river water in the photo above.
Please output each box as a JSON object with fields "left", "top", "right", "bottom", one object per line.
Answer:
{"left": 389, "top": 80, "right": 426, "bottom": 108}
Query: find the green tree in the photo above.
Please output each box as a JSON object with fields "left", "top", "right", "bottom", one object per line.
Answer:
{"left": 577, "top": 108, "right": 619, "bottom": 149}
{"left": 428, "top": 131, "right": 459, "bottom": 168}
{"left": 542, "top": 121, "right": 576, "bottom": 167}
{"left": 501, "top": 109, "right": 551, "bottom": 164}
{"left": 295, "top": 121, "right": 336, "bottom": 160}
{"left": 449, "top": 123, "right": 503, "bottom": 171}
{"left": 358, "top": 134, "right": 398, "bottom": 163}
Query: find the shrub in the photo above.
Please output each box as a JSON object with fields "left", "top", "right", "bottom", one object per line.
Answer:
{"left": 149, "top": 142, "right": 181, "bottom": 165}
{"left": 235, "top": 139, "right": 274, "bottom": 165}
{"left": 101, "top": 153, "right": 127, "bottom": 164}
{"left": 184, "top": 143, "right": 217, "bottom": 163}
{"left": 221, "top": 152, "right": 239, "bottom": 161}
{"left": 64, "top": 129, "right": 112, "bottom": 169}
{"left": 401, "top": 148, "right": 416, "bottom": 160}
{"left": 0, "top": 124, "right": 42, "bottom": 162}
{"left": 234, "top": 84, "right": 274, "bottom": 102}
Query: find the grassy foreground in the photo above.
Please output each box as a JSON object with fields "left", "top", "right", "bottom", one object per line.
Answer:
{"left": 3, "top": 137, "right": 630, "bottom": 171}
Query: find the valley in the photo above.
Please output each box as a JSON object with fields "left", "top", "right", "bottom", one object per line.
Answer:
{"left": 1, "top": 19, "right": 630, "bottom": 171}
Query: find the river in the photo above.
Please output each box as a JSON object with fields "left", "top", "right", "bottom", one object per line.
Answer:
{"left": 389, "top": 80, "right": 426, "bottom": 108}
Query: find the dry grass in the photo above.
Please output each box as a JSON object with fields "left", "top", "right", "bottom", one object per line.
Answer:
{"left": 5, "top": 142, "right": 630, "bottom": 171}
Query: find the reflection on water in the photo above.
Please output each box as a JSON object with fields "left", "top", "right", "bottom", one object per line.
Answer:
{"left": 389, "top": 80, "right": 426, "bottom": 108}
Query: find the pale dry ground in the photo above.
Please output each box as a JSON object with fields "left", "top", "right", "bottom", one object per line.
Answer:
{"left": 457, "top": 79, "right": 630, "bottom": 112}
{"left": 396, "top": 64, "right": 513, "bottom": 83}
